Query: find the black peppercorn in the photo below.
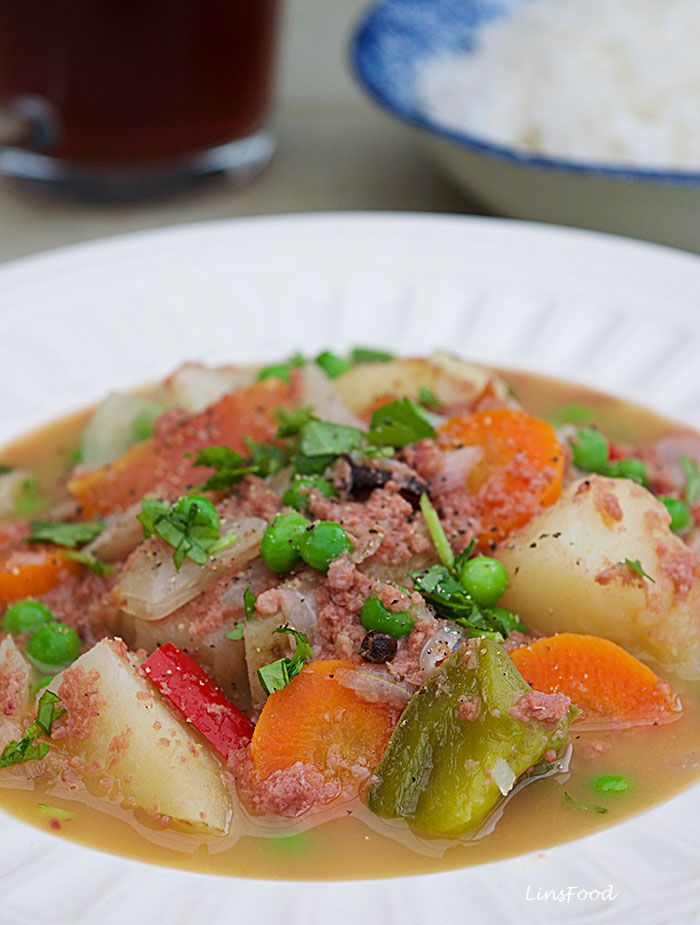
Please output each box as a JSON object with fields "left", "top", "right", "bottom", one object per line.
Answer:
{"left": 360, "top": 631, "right": 398, "bottom": 664}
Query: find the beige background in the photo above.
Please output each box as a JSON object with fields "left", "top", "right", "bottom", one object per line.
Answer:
{"left": 0, "top": 0, "right": 477, "bottom": 264}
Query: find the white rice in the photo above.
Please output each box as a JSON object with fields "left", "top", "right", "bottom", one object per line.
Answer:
{"left": 417, "top": 0, "right": 700, "bottom": 169}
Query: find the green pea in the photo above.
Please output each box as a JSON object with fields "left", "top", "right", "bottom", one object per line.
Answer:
{"left": 360, "top": 596, "right": 415, "bottom": 638}
{"left": 659, "top": 496, "right": 693, "bottom": 534}
{"left": 458, "top": 556, "right": 509, "bottom": 606}
{"left": 3, "top": 599, "right": 53, "bottom": 635}
{"left": 488, "top": 605, "right": 525, "bottom": 635}
{"left": 282, "top": 477, "right": 337, "bottom": 512}
{"left": 315, "top": 351, "right": 351, "bottom": 379}
{"left": 259, "top": 512, "right": 310, "bottom": 574}
{"left": 25, "top": 622, "right": 81, "bottom": 671}
{"left": 571, "top": 428, "right": 609, "bottom": 474}
{"left": 605, "top": 458, "right": 649, "bottom": 487}
{"left": 592, "top": 774, "right": 632, "bottom": 795}
{"left": 297, "top": 521, "right": 352, "bottom": 572}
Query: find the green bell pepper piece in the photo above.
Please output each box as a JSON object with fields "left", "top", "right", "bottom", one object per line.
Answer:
{"left": 368, "top": 637, "right": 572, "bottom": 838}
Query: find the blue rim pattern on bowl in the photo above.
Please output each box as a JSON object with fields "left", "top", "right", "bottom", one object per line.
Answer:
{"left": 350, "top": 0, "right": 700, "bottom": 186}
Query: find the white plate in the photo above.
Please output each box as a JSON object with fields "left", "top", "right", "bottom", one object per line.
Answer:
{"left": 0, "top": 213, "right": 699, "bottom": 925}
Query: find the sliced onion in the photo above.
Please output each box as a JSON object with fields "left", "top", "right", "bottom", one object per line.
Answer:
{"left": 429, "top": 446, "right": 483, "bottom": 495}
{"left": 84, "top": 503, "right": 144, "bottom": 562}
{"left": 161, "top": 363, "right": 257, "bottom": 412}
{"left": 115, "top": 517, "right": 266, "bottom": 621}
{"left": 335, "top": 665, "right": 413, "bottom": 708}
{"left": 81, "top": 393, "right": 164, "bottom": 467}
{"left": 301, "top": 364, "right": 365, "bottom": 429}
{"left": 489, "top": 758, "right": 516, "bottom": 796}
{"left": 419, "top": 624, "right": 464, "bottom": 676}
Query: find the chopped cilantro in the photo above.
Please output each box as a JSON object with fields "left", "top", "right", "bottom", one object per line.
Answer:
{"left": 0, "top": 690, "right": 65, "bottom": 770}
{"left": 258, "top": 354, "right": 306, "bottom": 383}
{"left": 275, "top": 406, "right": 316, "bottom": 438}
{"left": 257, "top": 626, "right": 313, "bottom": 695}
{"left": 14, "top": 477, "right": 45, "bottom": 516}
{"left": 564, "top": 792, "right": 608, "bottom": 814}
{"left": 61, "top": 550, "right": 114, "bottom": 577}
{"left": 417, "top": 386, "right": 443, "bottom": 409}
{"left": 419, "top": 493, "right": 454, "bottom": 568}
{"left": 137, "top": 495, "right": 237, "bottom": 569}
{"left": 37, "top": 802, "right": 76, "bottom": 822}
{"left": 410, "top": 564, "right": 523, "bottom": 637}
{"left": 225, "top": 623, "right": 245, "bottom": 641}
{"left": 27, "top": 520, "right": 104, "bottom": 548}
{"left": 194, "top": 440, "right": 287, "bottom": 491}
{"left": 350, "top": 347, "right": 393, "bottom": 364}
{"left": 367, "top": 398, "right": 436, "bottom": 448}
{"left": 679, "top": 454, "right": 700, "bottom": 505}
{"left": 243, "top": 437, "right": 288, "bottom": 477}
{"left": 244, "top": 585, "right": 257, "bottom": 619}
{"left": 315, "top": 351, "right": 351, "bottom": 379}
{"left": 624, "top": 558, "right": 655, "bottom": 583}
{"left": 299, "top": 420, "right": 364, "bottom": 458}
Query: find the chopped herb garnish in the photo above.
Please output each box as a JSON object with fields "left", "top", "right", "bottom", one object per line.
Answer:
{"left": 27, "top": 520, "right": 103, "bottom": 548}
{"left": 0, "top": 690, "right": 65, "bottom": 770}
{"left": 367, "top": 398, "right": 436, "bottom": 448}
{"left": 225, "top": 623, "right": 245, "bottom": 641}
{"left": 61, "top": 550, "right": 115, "bottom": 577}
{"left": 194, "top": 440, "right": 287, "bottom": 491}
{"left": 410, "top": 564, "right": 523, "bottom": 638}
{"left": 14, "top": 477, "right": 44, "bottom": 516}
{"left": 137, "top": 495, "right": 237, "bottom": 569}
{"left": 275, "top": 406, "right": 316, "bottom": 438}
{"left": 257, "top": 354, "right": 306, "bottom": 383}
{"left": 419, "top": 493, "right": 454, "bottom": 569}
{"left": 299, "top": 420, "right": 364, "bottom": 458}
{"left": 624, "top": 558, "right": 655, "bottom": 583}
{"left": 244, "top": 585, "right": 257, "bottom": 620}
{"left": 257, "top": 626, "right": 313, "bottom": 695}
{"left": 194, "top": 446, "right": 254, "bottom": 491}
{"left": 37, "top": 802, "right": 76, "bottom": 822}
{"left": 243, "top": 437, "right": 288, "bottom": 477}
{"left": 350, "top": 347, "right": 393, "bottom": 364}
{"left": 679, "top": 454, "right": 700, "bottom": 505}
{"left": 563, "top": 791, "right": 608, "bottom": 814}
{"left": 315, "top": 351, "right": 351, "bottom": 379}
{"left": 417, "top": 386, "right": 443, "bottom": 409}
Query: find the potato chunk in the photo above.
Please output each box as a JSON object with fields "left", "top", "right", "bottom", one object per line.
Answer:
{"left": 52, "top": 639, "right": 232, "bottom": 833}
{"left": 496, "top": 476, "right": 700, "bottom": 679}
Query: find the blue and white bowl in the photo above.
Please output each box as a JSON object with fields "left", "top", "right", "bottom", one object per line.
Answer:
{"left": 351, "top": 0, "right": 700, "bottom": 252}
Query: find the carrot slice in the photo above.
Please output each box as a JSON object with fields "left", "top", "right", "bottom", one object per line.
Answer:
{"left": 438, "top": 408, "right": 564, "bottom": 545}
{"left": 69, "top": 376, "right": 298, "bottom": 517}
{"left": 510, "top": 633, "right": 681, "bottom": 728}
{"left": 0, "top": 546, "right": 82, "bottom": 606}
{"left": 251, "top": 660, "right": 398, "bottom": 790}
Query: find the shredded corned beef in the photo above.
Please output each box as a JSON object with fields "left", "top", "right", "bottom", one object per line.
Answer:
{"left": 220, "top": 475, "right": 282, "bottom": 523}
{"left": 594, "top": 490, "right": 624, "bottom": 525}
{"left": 0, "top": 643, "right": 29, "bottom": 719}
{"left": 230, "top": 746, "right": 342, "bottom": 817}
{"left": 52, "top": 666, "right": 106, "bottom": 741}
{"left": 457, "top": 694, "right": 482, "bottom": 722}
{"left": 308, "top": 486, "right": 430, "bottom": 566}
{"left": 655, "top": 541, "right": 700, "bottom": 600}
{"left": 509, "top": 690, "right": 571, "bottom": 727}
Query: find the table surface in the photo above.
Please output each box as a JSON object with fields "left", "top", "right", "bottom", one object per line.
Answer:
{"left": 0, "top": 0, "right": 480, "bottom": 266}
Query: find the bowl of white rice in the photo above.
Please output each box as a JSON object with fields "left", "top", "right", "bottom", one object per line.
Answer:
{"left": 351, "top": 0, "right": 700, "bottom": 251}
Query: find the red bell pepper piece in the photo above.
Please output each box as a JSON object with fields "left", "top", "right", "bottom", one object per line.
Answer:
{"left": 142, "top": 643, "right": 254, "bottom": 758}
